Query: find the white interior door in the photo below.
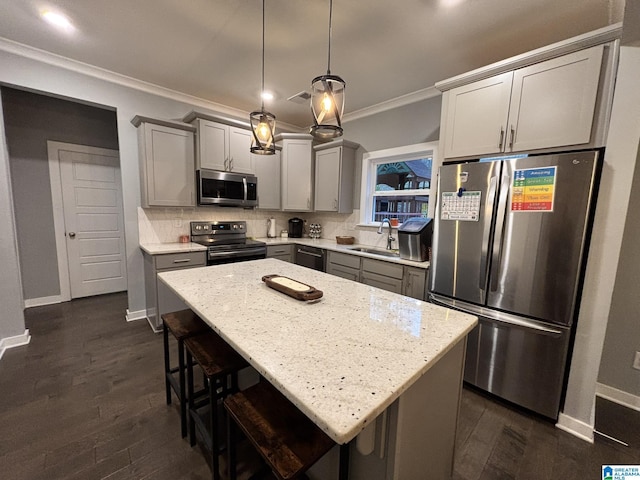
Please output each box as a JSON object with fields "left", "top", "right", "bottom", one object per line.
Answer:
{"left": 56, "top": 144, "right": 126, "bottom": 298}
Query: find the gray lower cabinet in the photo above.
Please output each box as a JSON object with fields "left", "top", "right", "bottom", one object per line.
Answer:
{"left": 266, "top": 244, "right": 294, "bottom": 263}
{"left": 143, "top": 250, "right": 206, "bottom": 332}
{"left": 326, "top": 251, "right": 361, "bottom": 281}
{"left": 327, "top": 250, "right": 429, "bottom": 298}
{"left": 361, "top": 258, "right": 404, "bottom": 294}
{"left": 403, "top": 266, "right": 427, "bottom": 300}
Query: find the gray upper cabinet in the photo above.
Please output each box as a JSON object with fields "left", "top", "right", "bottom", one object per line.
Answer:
{"left": 254, "top": 150, "right": 281, "bottom": 210}
{"left": 278, "top": 133, "right": 314, "bottom": 212}
{"left": 188, "top": 114, "right": 254, "bottom": 173}
{"left": 439, "top": 43, "right": 612, "bottom": 160}
{"left": 132, "top": 116, "right": 196, "bottom": 208}
{"left": 314, "top": 140, "right": 358, "bottom": 213}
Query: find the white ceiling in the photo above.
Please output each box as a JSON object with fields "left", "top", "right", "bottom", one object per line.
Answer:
{"left": 0, "top": 0, "right": 622, "bottom": 129}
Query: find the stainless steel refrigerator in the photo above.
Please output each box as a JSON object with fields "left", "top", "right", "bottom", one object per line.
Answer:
{"left": 429, "top": 150, "right": 601, "bottom": 419}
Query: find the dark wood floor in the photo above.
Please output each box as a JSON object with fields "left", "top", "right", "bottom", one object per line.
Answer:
{"left": 0, "top": 292, "right": 638, "bottom": 479}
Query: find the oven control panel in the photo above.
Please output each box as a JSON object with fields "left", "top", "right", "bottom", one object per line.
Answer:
{"left": 190, "top": 221, "right": 246, "bottom": 236}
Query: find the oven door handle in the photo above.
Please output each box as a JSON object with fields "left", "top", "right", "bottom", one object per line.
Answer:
{"left": 208, "top": 248, "right": 266, "bottom": 258}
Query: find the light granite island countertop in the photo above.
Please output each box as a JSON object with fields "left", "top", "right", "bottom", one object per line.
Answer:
{"left": 158, "top": 258, "right": 477, "bottom": 479}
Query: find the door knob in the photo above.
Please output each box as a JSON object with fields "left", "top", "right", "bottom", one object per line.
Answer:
{"left": 68, "top": 232, "right": 76, "bottom": 238}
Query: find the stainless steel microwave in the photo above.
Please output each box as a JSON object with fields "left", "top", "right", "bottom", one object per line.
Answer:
{"left": 197, "top": 169, "right": 258, "bottom": 207}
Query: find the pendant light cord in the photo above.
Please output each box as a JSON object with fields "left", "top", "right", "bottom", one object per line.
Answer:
{"left": 261, "top": 0, "right": 266, "bottom": 110}
{"left": 327, "top": 0, "right": 333, "bottom": 75}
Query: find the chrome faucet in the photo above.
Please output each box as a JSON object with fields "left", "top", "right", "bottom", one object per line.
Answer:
{"left": 377, "top": 218, "right": 395, "bottom": 250}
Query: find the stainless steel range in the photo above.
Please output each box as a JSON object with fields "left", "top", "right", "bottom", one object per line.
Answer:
{"left": 190, "top": 221, "right": 266, "bottom": 265}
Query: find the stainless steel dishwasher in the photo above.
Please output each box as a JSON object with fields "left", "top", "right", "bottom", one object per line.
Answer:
{"left": 294, "top": 245, "right": 326, "bottom": 271}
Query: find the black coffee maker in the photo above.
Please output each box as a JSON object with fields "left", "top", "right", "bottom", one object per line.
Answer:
{"left": 288, "top": 217, "right": 304, "bottom": 238}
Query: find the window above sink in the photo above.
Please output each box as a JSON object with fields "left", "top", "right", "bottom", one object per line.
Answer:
{"left": 359, "top": 142, "right": 437, "bottom": 228}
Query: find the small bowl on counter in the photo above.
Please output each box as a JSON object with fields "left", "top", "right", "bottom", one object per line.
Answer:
{"left": 335, "top": 236, "right": 355, "bottom": 245}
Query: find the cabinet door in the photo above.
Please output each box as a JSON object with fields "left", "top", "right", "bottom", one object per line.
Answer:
{"left": 143, "top": 123, "right": 195, "bottom": 207}
{"left": 402, "top": 266, "right": 426, "bottom": 300}
{"left": 508, "top": 45, "right": 604, "bottom": 152}
{"left": 254, "top": 151, "right": 281, "bottom": 209}
{"left": 282, "top": 140, "right": 313, "bottom": 211}
{"left": 361, "top": 271, "right": 403, "bottom": 294}
{"left": 229, "top": 127, "right": 254, "bottom": 173}
{"left": 315, "top": 147, "right": 340, "bottom": 211}
{"left": 442, "top": 72, "right": 513, "bottom": 159}
{"left": 197, "top": 120, "right": 228, "bottom": 170}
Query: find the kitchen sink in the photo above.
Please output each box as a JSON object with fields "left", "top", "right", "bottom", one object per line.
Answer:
{"left": 348, "top": 247, "right": 400, "bottom": 258}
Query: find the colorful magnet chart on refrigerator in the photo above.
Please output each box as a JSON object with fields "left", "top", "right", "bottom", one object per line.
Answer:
{"left": 511, "top": 166, "right": 556, "bottom": 212}
{"left": 440, "top": 191, "right": 481, "bottom": 221}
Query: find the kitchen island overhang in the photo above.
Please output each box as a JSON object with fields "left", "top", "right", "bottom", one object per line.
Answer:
{"left": 158, "top": 258, "right": 477, "bottom": 444}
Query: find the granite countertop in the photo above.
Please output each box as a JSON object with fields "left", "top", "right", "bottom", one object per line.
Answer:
{"left": 261, "top": 237, "right": 430, "bottom": 269}
{"left": 158, "top": 258, "right": 476, "bottom": 444}
{"left": 140, "top": 237, "right": 430, "bottom": 268}
{"left": 139, "top": 242, "right": 207, "bottom": 255}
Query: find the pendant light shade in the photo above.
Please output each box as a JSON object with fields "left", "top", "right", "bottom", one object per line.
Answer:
{"left": 250, "top": 0, "right": 276, "bottom": 155}
{"left": 310, "top": 0, "right": 345, "bottom": 139}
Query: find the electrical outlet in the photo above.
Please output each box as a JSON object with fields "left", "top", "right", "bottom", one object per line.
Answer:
{"left": 634, "top": 351, "right": 640, "bottom": 371}
{"left": 173, "top": 218, "right": 182, "bottom": 228}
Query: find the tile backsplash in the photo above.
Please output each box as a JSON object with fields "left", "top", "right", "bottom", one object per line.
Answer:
{"left": 138, "top": 207, "right": 393, "bottom": 250}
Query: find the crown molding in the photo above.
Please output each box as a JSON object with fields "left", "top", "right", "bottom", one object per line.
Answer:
{"left": 342, "top": 86, "right": 441, "bottom": 124}
{"left": 0, "top": 36, "right": 302, "bottom": 132}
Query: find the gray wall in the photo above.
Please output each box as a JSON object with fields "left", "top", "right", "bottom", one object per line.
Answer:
{"left": 2, "top": 87, "right": 119, "bottom": 300}
{"left": 343, "top": 97, "right": 441, "bottom": 151}
{"left": 342, "top": 96, "right": 442, "bottom": 210}
{"left": 598, "top": 139, "right": 640, "bottom": 396}
{"left": 0, "top": 91, "right": 25, "bottom": 340}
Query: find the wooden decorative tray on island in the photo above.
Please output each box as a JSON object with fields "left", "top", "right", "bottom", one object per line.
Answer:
{"left": 261, "top": 274, "right": 323, "bottom": 301}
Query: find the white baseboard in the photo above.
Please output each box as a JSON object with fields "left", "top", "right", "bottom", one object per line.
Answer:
{"left": 596, "top": 382, "right": 640, "bottom": 412}
{"left": 126, "top": 308, "right": 147, "bottom": 322}
{"left": 24, "top": 295, "right": 63, "bottom": 308}
{"left": 147, "top": 317, "right": 162, "bottom": 334}
{"left": 0, "top": 329, "right": 31, "bottom": 361}
{"left": 556, "top": 413, "right": 594, "bottom": 443}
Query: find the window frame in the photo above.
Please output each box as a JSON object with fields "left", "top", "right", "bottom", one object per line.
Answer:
{"left": 359, "top": 142, "right": 438, "bottom": 227}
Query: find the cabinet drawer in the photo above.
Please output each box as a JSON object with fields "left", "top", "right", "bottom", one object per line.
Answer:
{"left": 329, "top": 251, "right": 361, "bottom": 269}
{"left": 361, "top": 272, "right": 403, "bottom": 294}
{"left": 155, "top": 252, "right": 206, "bottom": 270}
{"left": 362, "top": 258, "right": 403, "bottom": 279}
{"left": 327, "top": 263, "right": 360, "bottom": 282}
{"left": 266, "top": 245, "right": 294, "bottom": 257}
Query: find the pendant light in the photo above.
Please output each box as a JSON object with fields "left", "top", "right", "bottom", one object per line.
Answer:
{"left": 250, "top": 0, "right": 276, "bottom": 155}
{"left": 310, "top": 0, "right": 345, "bottom": 139}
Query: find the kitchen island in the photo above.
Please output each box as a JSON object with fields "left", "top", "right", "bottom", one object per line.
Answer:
{"left": 158, "top": 258, "right": 477, "bottom": 479}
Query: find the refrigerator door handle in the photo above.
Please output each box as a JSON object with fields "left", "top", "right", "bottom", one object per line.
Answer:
{"left": 490, "top": 173, "right": 511, "bottom": 292}
{"left": 479, "top": 175, "right": 498, "bottom": 290}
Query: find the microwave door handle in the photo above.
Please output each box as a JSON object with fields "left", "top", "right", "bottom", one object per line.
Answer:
{"left": 490, "top": 172, "right": 511, "bottom": 292}
{"left": 479, "top": 175, "right": 497, "bottom": 290}
{"left": 243, "top": 177, "right": 247, "bottom": 203}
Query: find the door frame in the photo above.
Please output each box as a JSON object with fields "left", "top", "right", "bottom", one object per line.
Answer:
{"left": 47, "top": 141, "right": 122, "bottom": 303}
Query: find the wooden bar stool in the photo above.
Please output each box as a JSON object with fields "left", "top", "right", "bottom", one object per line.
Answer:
{"left": 185, "top": 330, "right": 249, "bottom": 480}
{"left": 162, "top": 309, "right": 211, "bottom": 438}
{"left": 224, "top": 380, "right": 349, "bottom": 480}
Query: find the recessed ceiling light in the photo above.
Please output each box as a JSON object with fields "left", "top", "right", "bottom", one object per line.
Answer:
{"left": 261, "top": 91, "right": 274, "bottom": 101}
{"left": 40, "top": 9, "right": 75, "bottom": 32}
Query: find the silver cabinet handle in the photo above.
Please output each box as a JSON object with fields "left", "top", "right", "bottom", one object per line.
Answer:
{"left": 498, "top": 127, "right": 505, "bottom": 150}
{"left": 229, "top": 157, "right": 234, "bottom": 171}
{"left": 307, "top": 198, "right": 311, "bottom": 209}
{"left": 173, "top": 259, "right": 191, "bottom": 264}
{"left": 509, "top": 125, "right": 515, "bottom": 150}
{"left": 224, "top": 158, "right": 229, "bottom": 170}
{"left": 68, "top": 232, "right": 76, "bottom": 238}
{"left": 333, "top": 198, "right": 338, "bottom": 210}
